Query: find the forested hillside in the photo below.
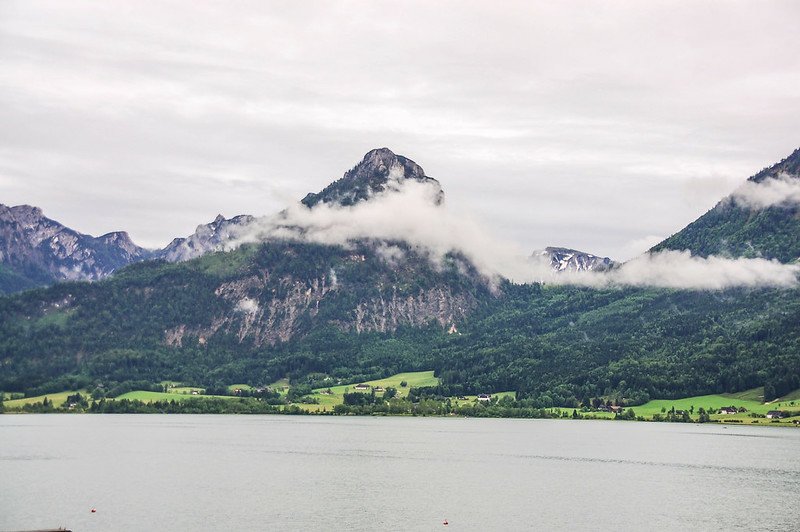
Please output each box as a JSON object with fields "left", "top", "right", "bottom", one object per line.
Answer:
{"left": 654, "top": 148, "right": 800, "bottom": 261}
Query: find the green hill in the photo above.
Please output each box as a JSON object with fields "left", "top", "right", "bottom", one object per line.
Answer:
{"left": 653, "top": 148, "right": 800, "bottom": 261}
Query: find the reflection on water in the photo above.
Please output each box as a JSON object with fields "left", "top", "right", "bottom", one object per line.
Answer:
{"left": 2, "top": 416, "right": 799, "bottom": 531}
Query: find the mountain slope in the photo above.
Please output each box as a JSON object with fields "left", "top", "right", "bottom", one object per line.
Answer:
{"left": 0, "top": 204, "right": 153, "bottom": 293}
{"left": 0, "top": 239, "right": 493, "bottom": 392}
{"left": 0, "top": 149, "right": 493, "bottom": 392}
{"left": 652, "top": 148, "right": 800, "bottom": 261}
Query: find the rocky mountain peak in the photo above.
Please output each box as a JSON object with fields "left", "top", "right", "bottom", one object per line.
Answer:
{"left": 0, "top": 205, "right": 152, "bottom": 291}
{"left": 1, "top": 204, "right": 44, "bottom": 226}
{"left": 157, "top": 214, "right": 257, "bottom": 263}
{"left": 535, "top": 246, "right": 617, "bottom": 272}
{"left": 301, "top": 148, "right": 443, "bottom": 208}
{"left": 97, "top": 231, "right": 142, "bottom": 258}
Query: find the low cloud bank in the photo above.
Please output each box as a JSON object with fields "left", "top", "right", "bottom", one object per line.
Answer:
{"left": 226, "top": 180, "right": 798, "bottom": 290}
{"left": 730, "top": 173, "right": 800, "bottom": 209}
{"left": 536, "top": 250, "right": 799, "bottom": 290}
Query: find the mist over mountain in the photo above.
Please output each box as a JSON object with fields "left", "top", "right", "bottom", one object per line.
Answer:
{"left": 1, "top": 147, "right": 800, "bottom": 406}
{"left": 653, "top": 148, "right": 800, "bottom": 262}
{"left": 3, "top": 147, "right": 800, "bottom": 295}
{"left": 301, "top": 147, "right": 444, "bottom": 208}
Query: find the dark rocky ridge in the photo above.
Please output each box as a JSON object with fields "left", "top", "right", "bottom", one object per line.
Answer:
{"left": 301, "top": 148, "right": 444, "bottom": 208}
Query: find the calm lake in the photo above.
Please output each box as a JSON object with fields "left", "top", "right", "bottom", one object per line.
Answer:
{"left": 1, "top": 415, "right": 798, "bottom": 531}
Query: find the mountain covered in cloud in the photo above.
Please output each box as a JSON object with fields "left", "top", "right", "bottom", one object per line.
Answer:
{"left": 1, "top": 147, "right": 800, "bottom": 406}
{"left": 4, "top": 147, "right": 800, "bottom": 295}
{"left": 301, "top": 147, "right": 444, "bottom": 208}
{"left": 653, "top": 147, "right": 800, "bottom": 262}
{"left": 0, "top": 148, "right": 449, "bottom": 294}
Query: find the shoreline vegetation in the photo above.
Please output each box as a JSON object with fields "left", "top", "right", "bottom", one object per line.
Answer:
{"left": 2, "top": 371, "right": 799, "bottom": 426}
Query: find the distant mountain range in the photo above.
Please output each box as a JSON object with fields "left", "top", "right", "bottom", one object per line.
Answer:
{"left": 0, "top": 148, "right": 452, "bottom": 294}
{"left": 1, "top": 147, "right": 608, "bottom": 295}
{"left": 1, "top": 146, "right": 799, "bottom": 406}
{"left": 0, "top": 204, "right": 152, "bottom": 293}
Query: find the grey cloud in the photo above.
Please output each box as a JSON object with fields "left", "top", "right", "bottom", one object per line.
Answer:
{"left": 1, "top": 1, "right": 799, "bottom": 257}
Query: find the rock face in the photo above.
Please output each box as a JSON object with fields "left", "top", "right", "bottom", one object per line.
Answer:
{"left": 301, "top": 148, "right": 444, "bottom": 208}
{"left": 160, "top": 241, "right": 488, "bottom": 348}
{"left": 158, "top": 214, "right": 257, "bottom": 263}
{"left": 535, "top": 246, "right": 616, "bottom": 272}
{"left": 0, "top": 204, "right": 152, "bottom": 292}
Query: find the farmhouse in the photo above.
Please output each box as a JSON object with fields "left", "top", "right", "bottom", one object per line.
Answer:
{"left": 354, "top": 384, "right": 370, "bottom": 390}
{"left": 477, "top": 394, "right": 492, "bottom": 402}
{"left": 719, "top": 406, "right": 738, "bottom": 415}
{"left": 766, "top": 410, "right": 786, "bottom": 419}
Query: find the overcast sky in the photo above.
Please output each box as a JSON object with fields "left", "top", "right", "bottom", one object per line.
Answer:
{"left": 1, "top": 1, "right": 798, "bottom": 260}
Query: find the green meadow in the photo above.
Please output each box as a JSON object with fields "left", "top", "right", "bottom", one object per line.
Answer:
{"left": 114, "top": 390, "right": 235, "bottom": 402}
{"left": 4, "top": 389, "right": 87, "bottom": 409}
{"left": 4, "top": 377, "right": 798, "bottom": 425}
{"left": 559, "top": 387, "right": 800, "bottom": 424}
{"left": 299, "top": 371, "right": 440, "bottom": 412}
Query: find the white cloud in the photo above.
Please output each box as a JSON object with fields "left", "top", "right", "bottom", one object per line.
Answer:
{"left": 730, "top": 173, "right": 800, "bottom": 209}
{"left": 552, "top": 251, "right": 799, "bottom": 290}
{"left": 0, "top": 2, "right": 798, "bottom": 258}
{"left": 223, "top": 180, "right": 799, "bottom": 290}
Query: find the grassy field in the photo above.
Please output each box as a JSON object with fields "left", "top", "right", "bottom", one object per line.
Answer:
{"left": 4, "top": 390, "right": 87, "bottom": 410}
{"left": 227, "top": 384, "right": 254, "bottom": 393}
{"left": 114, "top": 390, "right": 235, "bottom": 402}
{"left": 167, "top": 386, "right": 205, "bottom": 395}
{"left": 451, "top": 391, "right": 516, "bottom": 408}
{"left": 560, "top": 387, "right": 800, "bottom": 424}
{"left": 298, "top": 372, "right": 520, "bottom": 412}
{"left": 297, "top": 371, "right": 441, "bottom": 412}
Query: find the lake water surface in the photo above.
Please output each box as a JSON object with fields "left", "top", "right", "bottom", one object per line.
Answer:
{"left": 1, "top": 415, "right": 799, "bottom": 531}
